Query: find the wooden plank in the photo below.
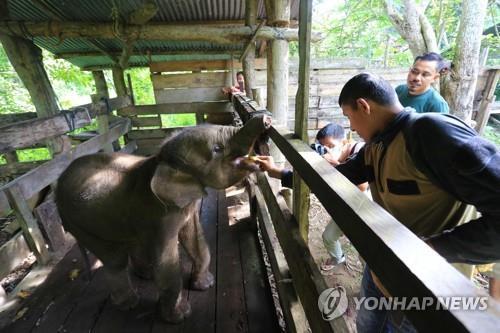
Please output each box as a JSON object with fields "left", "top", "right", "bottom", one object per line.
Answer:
{"left": 256, "top": 172, "right": 348, "bottom": 332}
{"left": 0, "top": 119, "right": 130, "bottom": 202}
{"left": 0, "top": 108, "right": 92, "bottom": 153}
{"left": 154, "top": 87, "right": 227, "bottom": 104}
{"left": 293, "top": 0, "right": 313, "bottom": 243}
{"left": 268, "top": 127, "right": 500, "bottom": 332}
{"left": 118, "top": 102, "right": 232, "bottom": 116}
{"left": 237, "top": 216, "right": 280, "bottom": 333}
{"left": 33, "top": 200, "right": 67, "bottom": 253}
{"left": 128, "top": 128, "right": 185, "bottom": 140}
{"left": 152, "top": 72, "right": 228, "bottom": 89}
{"left": 216, "top": 190, "right": 248, "bottom": 332}
{"left": 0, "top": 245, "right": 94, "bottom": 332}
{"left": 0, "top": 112, "right": 37, "bottom": 125}
{"left": 5, "top": 185, "right": 50, "bottom": 264}
{"left": 0, "top": 161, "right": 46, "bottom": 177}
{"left": 150, "top": 58, "right": 267, "bottom": 73}
{"left": 131, "top": 116, "right": 162, "bottom": 128}
{"left": 254, "top": 186, "right": 308, "bottom": 333}
{"left": 0, "top": 231, "right": 31, "bottom": 280}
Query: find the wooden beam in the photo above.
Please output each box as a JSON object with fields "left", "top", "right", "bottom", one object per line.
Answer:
{"left": 254, "top": 185, "right": 309, "bottom": 332}
{"left": 0, "top": 161, "right": 46, "bottom": 177}
{"left": 475, "top": 69, "right": 500, "bottom": 134}
{"left": 256, "top": 172, "right": 348, "bottom": 332}
{"left": 56, "top": 49, "right": 238, "bottom": 59}
{"left": 0, "top": 112, "right": 37, "bottom": 125}
{"left": 239, "top": 20, "right": 266, "bottom": 63}
{"left": 0, "top": 21, "right": 322, "bottom": 44}
{"left": 293, "top": 0, "right": 314, "bottom": 242}
{"left": 0, "top": 108, "right": 92, "bottom": 153}
{"left": 92, "top": 72, "right": 112, "bottom": 152}
{"left": 242, "top": 0, "right": 259, "bottom": 100}
{"left": 112, "top": 67, "right": 128, "bottom": 96}
{"left": 0, "top": 119, "right": 130, "bottom": 204}
{"left": 6, "top": 185, "right": 50, "bottom": 264}
{"left": 150, "top": 58, "right": 267, "bottom": 73}
{"left": 267, "top": 126, "right": 500, "bottom": 332}
{"left": 118, "top": 102, "right": 231, "bottom": 116}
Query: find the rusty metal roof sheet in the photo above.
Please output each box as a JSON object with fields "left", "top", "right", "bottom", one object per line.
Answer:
{"left": 6, "top": 0, "right": 299, "bottom": 69}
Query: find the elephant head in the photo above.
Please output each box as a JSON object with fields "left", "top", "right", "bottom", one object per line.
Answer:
{"left": 150, "top": 114, "right": 271, "bottom": 208}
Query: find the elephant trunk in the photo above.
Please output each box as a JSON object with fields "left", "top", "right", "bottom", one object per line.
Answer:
{"left": 229, "top": 115, "right": 271, "bottom": 157}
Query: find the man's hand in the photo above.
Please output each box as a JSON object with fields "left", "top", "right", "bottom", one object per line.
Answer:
{"left": 254, "top": 155, "right": 285, "bottom": 179}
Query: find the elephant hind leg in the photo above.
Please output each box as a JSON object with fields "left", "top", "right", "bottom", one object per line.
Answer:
{"left": 130, "top": 244, "right": 154, "bottom": 280}
{"left": 179, "top": 211, "right": 214, "bottom": 291}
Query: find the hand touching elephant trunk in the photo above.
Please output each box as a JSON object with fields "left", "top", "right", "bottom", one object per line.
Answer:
{"left": 55, "top": 115, "right": 270, "bottom": 324}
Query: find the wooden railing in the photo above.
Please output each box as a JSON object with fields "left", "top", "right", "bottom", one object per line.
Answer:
{"left": 0, "top": 96, "right": 132, "bottom": 284}
{"left": 231, "top": 94, "right": 500, "bottom": 332}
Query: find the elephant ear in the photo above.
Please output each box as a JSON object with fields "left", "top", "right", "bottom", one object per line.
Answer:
{"left": 151, "top": 164, "right": 205, "bottom": 208}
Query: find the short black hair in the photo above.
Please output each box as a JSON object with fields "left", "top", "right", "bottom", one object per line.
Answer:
{"left": 414, "top": 52, "right": 448, "bottom": 72}
{"left": 338, "top": 73, "right": 398, "bottom": 108}
{"left": 316, "top": 123, "right": 345, "bottom": 141}
{"left": 236, "top": 71, "right": 245, "bottom": 77}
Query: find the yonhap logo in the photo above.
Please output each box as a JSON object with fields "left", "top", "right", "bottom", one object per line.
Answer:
{"left": 318, "top": 286, "right": 348, "bottom": 320}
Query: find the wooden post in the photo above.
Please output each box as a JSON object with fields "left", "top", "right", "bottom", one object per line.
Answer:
{"left": 112, "top": 67, "right": 128, "bottom": 97}
{"left": 92, "top": 71, "right": 114, "bottom": 152}
{"left": 0, "top": 5, "right": 67, "bottom": 156}
{"left": 475, "top": 69, "right": 500, "bottom": 134}
{"left": 242, "top": 0, "right": 257, "bottom": 99}
{"left": 265, "top": 0, "right": 289, "bottom": 128}
{"left": 6, "top": 185, "right": 50, "bottom": 264}
{"left": 293, "top": 0, "right": 313, "bottom": 242}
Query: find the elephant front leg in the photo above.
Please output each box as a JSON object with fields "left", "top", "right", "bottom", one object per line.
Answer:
{"left": 155, "top": 237, "right": 191, "bottom": 323}
{"left": 179, "top": 208, "right": 214, "bottom": 290}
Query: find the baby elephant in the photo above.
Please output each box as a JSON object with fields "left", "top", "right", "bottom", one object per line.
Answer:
{"left": 56, "top": 115, "right": 270, "bottom": 323}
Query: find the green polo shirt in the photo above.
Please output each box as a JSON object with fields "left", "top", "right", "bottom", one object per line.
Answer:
{"left": 396, "top": 85, "right": 449, "bottom": 114}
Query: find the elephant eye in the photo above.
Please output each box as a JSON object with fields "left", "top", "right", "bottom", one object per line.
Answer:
{"left": 213, "top": 144, "right": 224, "bottom": 154}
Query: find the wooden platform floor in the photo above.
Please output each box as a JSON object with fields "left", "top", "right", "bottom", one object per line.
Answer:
{"left": 1, "top": 188, "right": 279, "bottom": 333}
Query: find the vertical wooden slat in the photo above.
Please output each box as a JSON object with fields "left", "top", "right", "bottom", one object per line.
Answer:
{"left": 242, "top": 0, "right": 258, "bottom": 99}
{"left": 6, "top": 185, "right": 50, "bottom": 264}
{"left": 91, "top": 71, "right": 114, "bottom": 152}
{"left": 112, "top": 67, "right": 127, "bottom": 97}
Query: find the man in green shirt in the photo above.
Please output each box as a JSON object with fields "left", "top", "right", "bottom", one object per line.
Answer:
{"left": 396, "top": 52, "right": 449, "bottom": 113}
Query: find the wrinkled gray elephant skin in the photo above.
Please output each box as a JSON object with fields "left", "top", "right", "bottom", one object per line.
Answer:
{"left": 56, "top": 115, "right": 270, "bottom": 323}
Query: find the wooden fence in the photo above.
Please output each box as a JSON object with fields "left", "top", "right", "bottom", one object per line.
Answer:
{"left": 231, "top": 93, "right": 500, "bottom": 332}
{"left": 0, "top": 96, "right": 132, "bottom": 294}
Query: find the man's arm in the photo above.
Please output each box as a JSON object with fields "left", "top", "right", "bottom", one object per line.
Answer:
{"left": 406, "top": 114, "right": 500, "bottom": 264}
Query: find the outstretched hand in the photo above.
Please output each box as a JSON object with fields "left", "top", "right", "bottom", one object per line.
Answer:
{"left": 253, "top": 155, "right": 285, "bottom": 180}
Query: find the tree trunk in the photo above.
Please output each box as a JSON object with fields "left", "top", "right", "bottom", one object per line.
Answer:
{"left": 383, "top": 0, "right": 438, "bottom": 58}
{"left": 441, "top": 0, "right": 488, "bottom": 123}
{"left": 242, "top": 0, "right": 257, "bottom": 99}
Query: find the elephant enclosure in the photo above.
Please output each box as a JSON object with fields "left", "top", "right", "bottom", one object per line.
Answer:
{"left": 1, "top": 188, "right": 279, "bottom": 333}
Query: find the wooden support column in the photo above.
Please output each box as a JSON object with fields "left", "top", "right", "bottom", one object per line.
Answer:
{"left": 242, "top": 0, "right": 258, "bottom": 99}
{"left": 112, "top": 67, "right": 128, "bottom": 97}
{"left": 265, "top": 0, "right": 290, "bottom": 128}
{"left": 293, "top": 0, "right": 313, "bottom": 242}
{"left": 92, "top": 71, "right": 114, "bottom": 152}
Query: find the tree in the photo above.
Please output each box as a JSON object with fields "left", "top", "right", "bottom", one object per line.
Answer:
{"left": 384, "top": 0, "right": 490, "bottom": 124}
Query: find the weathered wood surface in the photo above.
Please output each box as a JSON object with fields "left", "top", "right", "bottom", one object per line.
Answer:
{"left": 0, "top": 21, "right": 319, "bottom": 43}
{"left": 154, "top": 87, "right": 227, "bottom": 104}
{"left": 130, "top": 116, "right": 162, "bottom": 128}
{"left": 0, "top": 161, "right": 46, "bottom": 177}
{"left": 0, "top": 112, "right": 37, "bottom": 125}
{"left": 256, "top": 172, "right": 348, "bottom": 332}
{"left": 0, "top": 119, "right": 130, "bottom": 210}
{"left": 5, "top": 185, "right": 50, "bottom": 264}
{"left": 150, "top": 58, "right": 267, "bottom": 73}
{"left": 0, "top": 231, "right": 31, "bottom": 280}
{"left": 33, "top": 199, "right": 67, "bottom": 253}
{"left": 0, "top": 108, "right": 91, "bottom": 153}
{"left": 2, "top": 189, "right": 280, "bottom": 333}
{"left": 119, "top": 102, "right": 232, "bottom": 116}
{"left": 254, "top": 185, "right": 308, "bottom": 333}
{"left": 268, "top": 126, "right": 500, "bottom": 332}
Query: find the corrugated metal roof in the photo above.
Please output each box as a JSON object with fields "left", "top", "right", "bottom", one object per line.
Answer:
{"left": 6, "top": 0, "right": 299, "bottom": 69}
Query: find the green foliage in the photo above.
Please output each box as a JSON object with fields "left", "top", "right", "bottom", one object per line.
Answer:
{"left": 125, "top": 67, "right": 155, "bottom": 105}
{"left": 0, "top": 45, "right": 35, "bottom": 114}
{"left": 16, "top": 148, "right": 51, "bottom": 162}
{"left": 161, "top": 114, "right": 196, "bottom": 127}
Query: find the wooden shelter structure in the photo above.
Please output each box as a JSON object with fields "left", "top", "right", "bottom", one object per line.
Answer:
{"left": 0, "top": 0, "right": 499, "bottom": 332}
